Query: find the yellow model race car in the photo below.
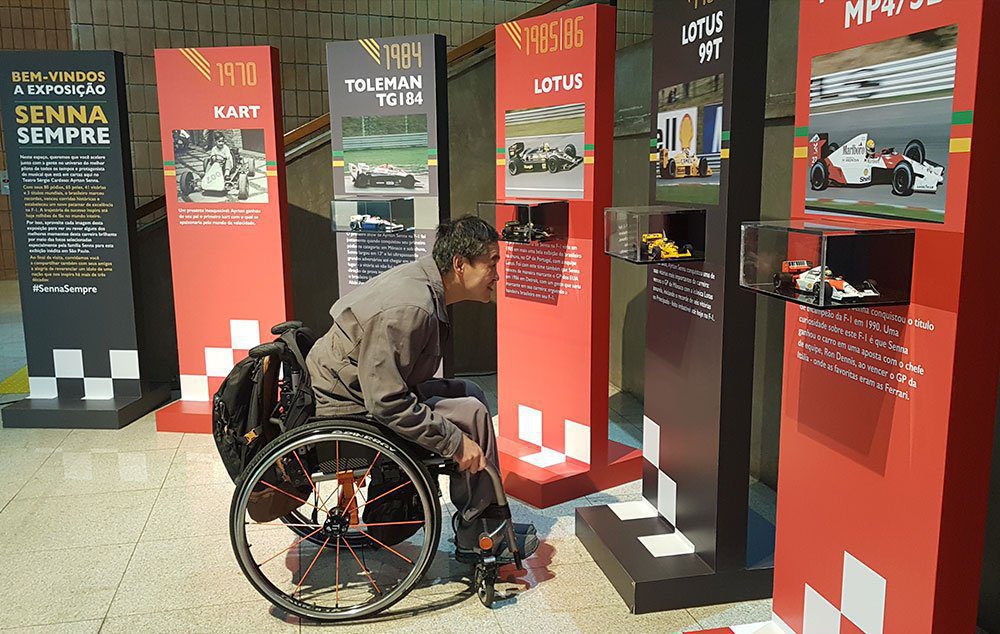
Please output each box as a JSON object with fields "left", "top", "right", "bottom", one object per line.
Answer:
{"left": 642, "top": 233, "right": 693, "bottom": 260}
{"left": 658, "top": 147, "right": 712, "bottom": 179}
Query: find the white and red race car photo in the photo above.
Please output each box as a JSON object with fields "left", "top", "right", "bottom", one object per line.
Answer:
{"left": 808, "top": 132, "right": 944, "bottom": 196}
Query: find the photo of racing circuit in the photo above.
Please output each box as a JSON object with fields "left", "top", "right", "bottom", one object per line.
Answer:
{"left": 342, "top": 114, "right": 430, "bottom": 195}
{"left": 504, "top": 103, "right": 585, "bottom": 199}
{"left": 654, "top": 74, "right": 724, "bottom": 206}
{"left": 172, "top": 128, "right": 268, "bottom": 204}
{"left": 806, "top": 25, "right": 957, "bottom": 223}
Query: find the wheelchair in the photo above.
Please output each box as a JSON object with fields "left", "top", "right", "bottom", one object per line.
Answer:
{"left": 228, "top": 322, "right": 522, "bottom": 622}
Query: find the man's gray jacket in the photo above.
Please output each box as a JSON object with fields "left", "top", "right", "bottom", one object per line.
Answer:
{"left": 305, "top": 257, "right": 464, "bottom": 457}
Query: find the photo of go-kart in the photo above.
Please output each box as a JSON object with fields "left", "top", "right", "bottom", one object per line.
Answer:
{"left": 178, "top": 147, "right": 254, "bottom": 201}
{"left": 501, "top": 220, "right": 554, "bottom": 244}
{"left": 773, "top": 259, "right": 878, "bottom": 303}
{"left": 506, "top": 142, "right": 583, "bottom": 176}
{"left": 348, "top": 214, "right": 406, "bottom": 233}
{"left": 657, "top": 147, "right": 713, "bottom": 179}
{"left": 641, "top": 232, "right": 693, "bottom": 260}
{"left": 349, "top": 163, "right": 420, "bottom": 189}
{"left": 808, "top": 132, "right": 944, "bottom": 196}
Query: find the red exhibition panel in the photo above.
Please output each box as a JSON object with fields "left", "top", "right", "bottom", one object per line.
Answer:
{"left": 154, "top": 47, "right": 291, "bottom": 433}
{"left": 772, "top": 2, "right": 999, "bottom": 633}
{"left": 494, "top": 4, "right": 639, "bottom": 507}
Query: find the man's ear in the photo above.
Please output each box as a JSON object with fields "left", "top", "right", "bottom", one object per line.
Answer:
{"left": 452, "top": 254, "right": 464, "bottom": 275}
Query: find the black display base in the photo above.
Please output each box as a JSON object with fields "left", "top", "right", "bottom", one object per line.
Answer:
{"left": 0, "top": 383, "right": 172, "bottom": 430}
{"left": 575, "top": 504, "right": 773, "bottom": 614}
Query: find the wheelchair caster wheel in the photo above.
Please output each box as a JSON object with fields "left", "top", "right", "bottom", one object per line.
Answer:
{"left": 475, "top": 563, "right": 497, "bottom": 608}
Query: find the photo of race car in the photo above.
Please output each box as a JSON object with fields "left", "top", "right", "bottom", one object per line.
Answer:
{"left": 500, "top": 220, "right": 554, "bottom": 244}
{"left": 641, "top": 232, "right": 693, "bottom": 260}
{"left": 773, "top": 259, "right": 879, "bottom": 303}
{"left": 808, "top": 132, "right": 945, "bottom": 197}
{"left": 172, "top": 128, "right": 268, "bottom": 204}
{"left": 657, "top": 147, "right": 713, "bottom": 180}
{"left": 506, "top": 141, "right": 583, "bottom": 176}
{"left": 348, "top": 214, "right": 406, "bottom": 233}
{"left": 349, "top": 163, "right": 420, "bottom": 189}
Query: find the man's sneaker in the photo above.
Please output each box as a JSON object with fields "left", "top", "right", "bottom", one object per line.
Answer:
{"left": 453, "top": 512, "right": 539, "bottom": 563}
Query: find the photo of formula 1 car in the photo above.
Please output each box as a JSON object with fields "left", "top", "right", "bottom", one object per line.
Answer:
{"left": 349, "top": 163, "right": 420, "bottom": 189}
{"left": 773, "top": 259, "right": 879, "bottom": 303}
{"left": 500, "top": 220, "right": 554, "bottom": 244}
{"left": 178, "top": 146, "right": 254, "bottom": 201}
{"left": 506, "top": 142, "right": 583, "bottom": 176}
{"left": 808, "top": 132, "right": 944, "bottom": 197}
{"left": 657, "top": 147, "right": 713, "bottom": 179}
{"left": 348, "top": 214, "right": 406, "bottom": 233}
{"left": 641, "top": 232, "right": 693, "bottom": 260}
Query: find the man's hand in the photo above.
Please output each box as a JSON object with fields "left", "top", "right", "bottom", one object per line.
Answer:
{"left": 452, "top": 435, "right": 486, "bottom": 473}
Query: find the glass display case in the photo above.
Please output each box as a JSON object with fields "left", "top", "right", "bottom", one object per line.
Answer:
{"left": 330, "top": 197, "right": 415, "bottom": 233}
{"left": 740, "top": 220, "right": 915, "bottom": 309}
{"left": 477, "top": 199, "right": 569, "bottom": 244}
{"left": 604, "top": 205, "right": 706, "bottom": 264}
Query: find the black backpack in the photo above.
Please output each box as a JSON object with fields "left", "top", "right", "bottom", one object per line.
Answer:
{"left": 212, "top": 323, "right": 316, "bottom": 482}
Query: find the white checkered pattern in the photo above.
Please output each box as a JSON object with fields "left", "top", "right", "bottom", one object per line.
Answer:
{"left": 631, "top": 413, "right": 693, "bottom": 558}
{"left": 180, "top": 319, "right": 261, "bottom": 402}
{"left": 787, "top": 551, "right": 886, "bottom": 634}
{"left": 29, "top": 348, "right": 141, "bottom": 401}
{"left": 516, "top": 404, "right": 591, "bottom": 466}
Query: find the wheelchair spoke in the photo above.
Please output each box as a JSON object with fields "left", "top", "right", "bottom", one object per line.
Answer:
{"left": 335, "top": 537, "right": 341, "bottom": 608}
{"left": 351, "top": 479, "right": 412, "bottom": 514}
{"left": 353, "top": 529, "right": 413, "bottom": 564}
{"left": 342, "top": 536, "right": 381, "bottom": 595}
{"left": 293, "top": 536, "right": 330, "bottom": 597}
{"left": 246, "top": 521, "right": 322, "bottom": 528}
{"left": 257, "top": 526, "right": 324, "bottom": 567}
{"left": 340, "top": 451, "right": 381, "bottom": 518}
{"left": 260, "top": 480, "right": 324, "bottom": 514}
{"left": 356, "top": 520, "right": 424, "bottom": 528}
{"left": 291, "top": 449, "right": 328, "bottom": 514}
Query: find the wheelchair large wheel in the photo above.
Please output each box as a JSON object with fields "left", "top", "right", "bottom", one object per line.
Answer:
{"left": 231, "top": 419, "right": 441, "bottom": 622}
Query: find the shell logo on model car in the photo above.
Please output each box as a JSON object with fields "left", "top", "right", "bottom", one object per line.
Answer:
{"left": 808, "top": 132, "right": 945, "bottom": 196}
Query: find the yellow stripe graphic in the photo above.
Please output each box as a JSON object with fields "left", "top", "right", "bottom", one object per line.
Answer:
{"left": 583, "top": 156, "right": 595, "bottom": 164}
{"left": 332, "top": 160, "right": 345, "bottom": 167}
{"left": 163, "top": 170, "right": 176, "bottom": 176}
{"left": 720, "top": 148, "right": 730, "bottom": 159}
{"left": 265, "top": 170, "right": 278, "bottom": 176}
{"left": 503, "top": 23, "right": 522, "bottom": 49}
{"left": 188, "top": 48, "right": 211, "bottom": 71}
{"left": 179, "top": 48, "right": 211, "bottom": 80}
{"left": 359, "top": 38, "right": 380, "bottom": 63}
{"left": 793, "top": 146, "right": 808, "bottom": 159}
{"left": 427, "top": 159, "right": 438, "bottom": 166}
{"left": 496, "top": 158, "right": 506, "bottom": 166}
{"left": 949, "top": 137, "right": 971, "bottom": 153}
{"left": 649, "top": 153, "right": 658, "bottom": 162}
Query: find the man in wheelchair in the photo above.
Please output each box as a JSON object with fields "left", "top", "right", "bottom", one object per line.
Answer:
{"left": 306, "top": 215, "right": 538, "bottom": 564}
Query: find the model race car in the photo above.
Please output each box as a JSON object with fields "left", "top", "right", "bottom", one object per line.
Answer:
{"left": 349, "top": 163, "right": 420, "bottom": 189}
{"left": 657, "top": 147, "right": 712, "bottom": 179}
{"left": 178, "top": 148, "right": 254, "bottom": 201}
{"left": 808, "top": 132, "right": 944, "bottom": 196}
{"left": 773, "top": 259, "right": 878, "bottom": 303}
{"left": 641, "top": 232, "right": 693, "bottom": 260}
{"left": 501, "top": 220, "right": 554, "bottom": 244}
{"left": 507, "top": 142, "right": 583, "bottom": 175}
{"left": 348, "top": 214, "right": 405, "bottom": 233}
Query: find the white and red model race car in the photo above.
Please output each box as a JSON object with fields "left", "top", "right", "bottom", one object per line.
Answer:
{"left": 349, "top": 162, "right": 420, "bottom": 189}
{"left": 773, "top": 259, "right": 878, "bottom": 303}
{"left": 348, "top": 214, "right": 405, "bottom": 233}
{"left": 808, "top": 132, "right": 944, "bottom": 196}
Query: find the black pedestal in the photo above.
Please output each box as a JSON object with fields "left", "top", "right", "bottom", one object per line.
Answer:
{"left": 576, "top": 504, "right": 773, "bottom": 614}
{"left": 1, "top": 383, "right": 172, "bottom": 429}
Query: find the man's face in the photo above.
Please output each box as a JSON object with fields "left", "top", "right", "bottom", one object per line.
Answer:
{"left": 459, "top": 243, "right": 500, "bottom": 303}
{"left": 216, "top": 138, "right": 225, "bottom": 148}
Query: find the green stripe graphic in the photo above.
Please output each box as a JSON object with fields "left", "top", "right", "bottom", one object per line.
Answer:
{"left": 794, "top": 126, "right": 810, "bottom": 137}
{"left": 952, "top": 110, "right": 973, "bottom": 125}
{"left": 496, "top": 147, "right": 505, "bottom": 155}
{"left": 584, "top": 143, "right": 595, "bottom": 151}
{"left": 721, "top": 130, "right": 730, "bottom": 141}
{"left": 332, "top": 150, "right": 344, "bottom": 157}
{"left": 163, "top": 160, "right": 175, "bottom": 166}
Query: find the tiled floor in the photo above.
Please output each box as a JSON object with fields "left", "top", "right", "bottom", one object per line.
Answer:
{"left": 0, "top": 390, "right": 772, "bottom": 633}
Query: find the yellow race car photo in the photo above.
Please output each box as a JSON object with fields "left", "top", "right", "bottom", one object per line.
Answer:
{"left": 642, "top": 232, "right": 693, "bottom": 260}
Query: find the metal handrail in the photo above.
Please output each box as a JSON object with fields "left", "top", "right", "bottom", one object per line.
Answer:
{"left": 133, "top": 0, "right": 579, "bottom": 229}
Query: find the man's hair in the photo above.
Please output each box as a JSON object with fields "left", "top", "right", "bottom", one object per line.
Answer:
{"left": 433, "top": 215, "right": 499, "bottom": 274}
